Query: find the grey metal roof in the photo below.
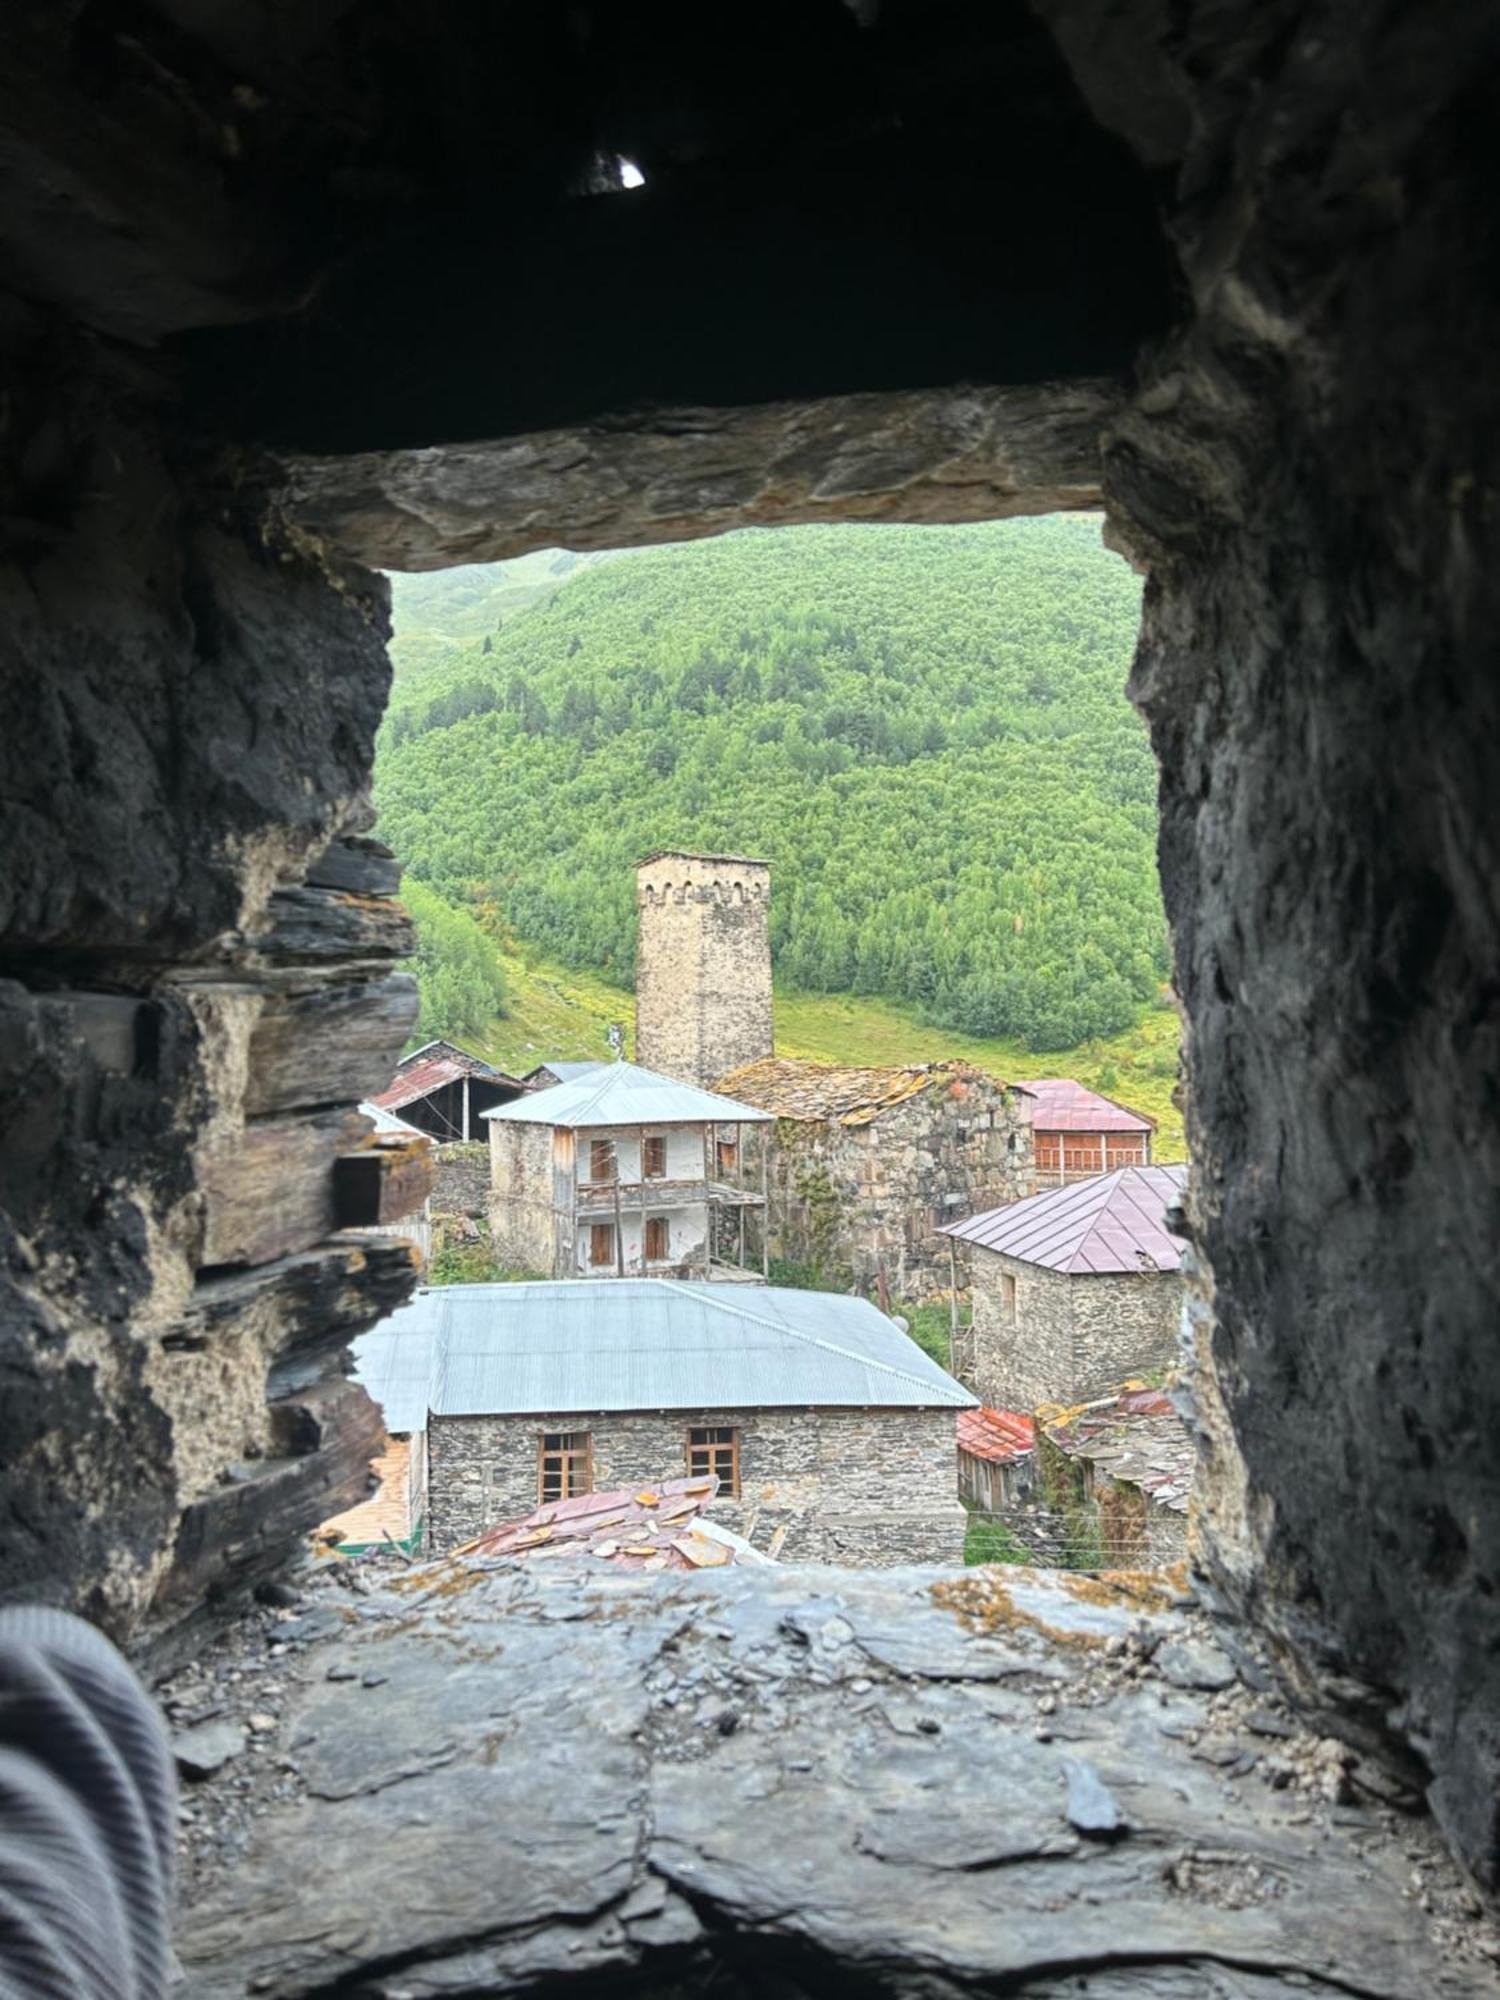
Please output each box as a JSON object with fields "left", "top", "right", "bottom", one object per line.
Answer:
{"left": 481, "top": 1059, "right": 772, "bottom": 1129}
{"left": 358, "top": 1098, "right": 426, "bottom": 1137}
{"left": 524, "top": 1060, "right": 607, "bottom": 1086}
{"left": 348, "top": 1301, "right": 435, "bottom": 1435}
{"left": 381, "top": 1279, "right": 974, "bottom": 1417}
{"left": 942, "top": 1165, "right": 1188, "bottom": 1275}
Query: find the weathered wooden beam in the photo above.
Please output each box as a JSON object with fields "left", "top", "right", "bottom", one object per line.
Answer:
{"left": 332, "top": 1133, "right": 432, "bottom": 1229}
{"left": 244, "top": 972, "right": 418, "bottom": 1115}
{"left": 199, "top": 1108, "right": 369, "bottom": 1267}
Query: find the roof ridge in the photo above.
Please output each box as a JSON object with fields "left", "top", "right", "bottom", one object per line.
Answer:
{"left": 657, "top": 1281, "right": 970, "bottom": 1404}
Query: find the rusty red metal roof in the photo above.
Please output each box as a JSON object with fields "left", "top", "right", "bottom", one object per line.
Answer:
{"left": 457, "top": 1474, "right": 773, "bottom": 1571}
{"left": 373, "top": 1047, "right": 529, "bottom": 1112}
{"left": 943, "top": 1165, "right": 1188, "bottom": 1274}
{"left": 957, "top": 1408, "right": 1036, "bottom": 1462}
{"left": 1014, "top": 1078, "right": 1155, "bottom": 1133}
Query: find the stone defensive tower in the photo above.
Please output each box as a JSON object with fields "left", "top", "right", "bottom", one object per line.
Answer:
{"left": 635, "top": 851, "right": 773, "bottom": 1087}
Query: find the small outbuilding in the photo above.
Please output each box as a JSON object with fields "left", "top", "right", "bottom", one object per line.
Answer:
{"left": 1038, "top": 1387, "right": 1192, "bottom": 1567}
{"left": 942, "top": 1164, "right": 1187, "bottom": 1410}
{"left": 1017, "top": 1078, "right": 1155, "bottom": 1184}
{"left": 371, "top": 1039, "right": 533, "bottom": 1142}
{"left": 403, "top": 1277, "right": 974, "bottom": 1565}
{"left": 715, "top": 1057, "right": 1035, "bottom": 1299}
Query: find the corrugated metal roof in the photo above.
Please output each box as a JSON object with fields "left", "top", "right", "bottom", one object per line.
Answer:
{"left": 715, "top": 1056, "right": 1017, "bottom": 1127}
{"left": 379, "top": 1279, "right": 976, "bottom": 1416}
{"left": 523, "top": 1060, "right": 607, "bottom": 1086}
{"left": 943, "top": 1165, "right": 1188, "bottom": 1275}
{"left": 957, "top": 1408, "right": 1036, "bottom": 1462}
{"left": 637, "top": 849, "right": 769, "bottom": 869}
{"left": 1014, "top": 1078, "right": 1155, "bottom": 1133}
{"left": 1043, "top": 1389, "right": 1193, "bottom": 1514}
{"left": 481, "top": 1060, "right": 771, "bottom": 1129}
{"left": 349, "top": 1306, "right": 435, "bottom": 1435}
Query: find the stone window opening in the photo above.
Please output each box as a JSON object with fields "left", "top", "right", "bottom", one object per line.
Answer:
{"left": 1001, "top": 1271, "right": 1017, "bottom": 1323}
{"left": 538, "top": 1431, "right": 592, "bottom": 1504}
{"left": 644, "top": 1215, "right": 670, "bottom": 1262}
{"left": 686, "top": 1424, "right": 739, "bottom": 1497}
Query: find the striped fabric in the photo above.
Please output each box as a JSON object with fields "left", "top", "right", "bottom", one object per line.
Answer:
{"left": 0, "top": 1608, "right": 175, "bottom": 2000}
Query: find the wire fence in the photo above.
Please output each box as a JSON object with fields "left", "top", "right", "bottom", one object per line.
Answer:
{"left": 963, "top": 1505, "right": 1183, "bottom": 1572}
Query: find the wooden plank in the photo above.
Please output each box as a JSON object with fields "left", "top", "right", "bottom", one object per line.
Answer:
{"left": 333, "top": 1133, "right": 433, "bottom": 1228}
{"left": 199, "top": 1108, "right": 368, "bottom": 1267}
{"left": 244, "top": 972, "right": 418, "bottom": 1115}
{"left": 258, "top": 885, "right": 415, "bottom": 965}
{"left": 304, "top": 836, "right": 402, "bottom": 899}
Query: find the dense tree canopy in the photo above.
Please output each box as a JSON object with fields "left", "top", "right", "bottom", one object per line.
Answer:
{"left": 379, "top": 517, "right": 1164, "bottom": 1051}
{"left": 399, "top": 878, "right": 509, "bottom": 1044}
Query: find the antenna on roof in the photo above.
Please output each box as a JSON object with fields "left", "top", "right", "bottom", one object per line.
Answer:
{"left": 606, "top": 1023, "right": 625, "bottom": 1062}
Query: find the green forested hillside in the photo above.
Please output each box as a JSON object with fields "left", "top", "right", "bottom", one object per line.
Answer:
{"left": 379, "top": 517, "right": 1162, "bottom": 1051}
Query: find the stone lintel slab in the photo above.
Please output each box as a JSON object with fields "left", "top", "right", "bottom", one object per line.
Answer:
{"left": 276, "top": 381, "right": 1120, "bottom": 574}
{"left": 177, "top": 1561, "right": 1498, "bottom": 1998}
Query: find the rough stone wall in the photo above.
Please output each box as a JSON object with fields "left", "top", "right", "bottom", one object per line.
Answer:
{"left": 486, "top": 1123, "right": 557, "bottom": 1275}
{"left": 762, "top": 1080, "right": 1033, "bottom": 1298}
{"left": 635, "top": 855, "right": 773, "bottom": 1088}
{"left": 429, "top": 1142, "right": 490, "bottom": 1218}
{"left": 0, "top": 328, "right": 421, "bottom": 1646}
{"left": 1047, "top": 0, "right": 1500, "bottom": 1883}
{"left": 957, "top": 1251, "right": 1179, "bottom": 1408}
{"left": 426, "top": 1405, "right": 965, "bottom": 1565}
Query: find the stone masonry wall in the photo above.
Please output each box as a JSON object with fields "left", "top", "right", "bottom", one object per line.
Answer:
{"left": 426, "top": 1404, "right": 965, "bottom": 1566}
{"left": 430, "top": 1143, "right": 490, "bottom": 1218}
{"left": 635, "top": 855, "right": 773, "bottom": 1088}
{"left": 764, "top": 1079, "right": 1034, "bottom": 1300}
{"left": 487, "top": 1123, "right": 557, "bottom": 1275}
{"left": 956, "top": 1251, "right": 1178, "bottom": 1409}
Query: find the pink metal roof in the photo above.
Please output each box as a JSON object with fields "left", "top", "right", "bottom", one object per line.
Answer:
{"left": 943, "top": 1164, "right": 1188, "bottom": 1275}
{"left": 957, "top": 1408, "right": 1036, "bottom": 1462}
{"left": 1015, "top": 1078, "right": 1155, "bottom": 1133}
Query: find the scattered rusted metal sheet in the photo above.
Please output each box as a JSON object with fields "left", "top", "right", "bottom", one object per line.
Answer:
{"left": 459, "top": 1474, "right": 774, "bottom": 1570}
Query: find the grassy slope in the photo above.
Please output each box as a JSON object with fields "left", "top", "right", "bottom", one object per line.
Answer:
{"left": 470, "top": 946, "right": 1185, "bottom": 1159}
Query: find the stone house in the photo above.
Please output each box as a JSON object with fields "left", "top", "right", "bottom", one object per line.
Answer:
{"left": 635, "top": 850, "right": 774, "bottom": 1088}
{"left": 484, "top": 1060, "right": 772, "bottom": 1280}
{"left": 408, "top": 1278, "right": 975, "bottom": 1564}
{"left": 1017, "top": 1077, "right": 1155, "bottom": 1184}
{"left": 956, "top": 1407, "right": 1038, "bottom": 1515}
{"left": 715, "top": 1058, "right": 1035, "bottom": 1299}
{"left": 942, "top": 1164, "right": 1187, "bottom": 1410}
{"left": 521, "top": 1060, "right": 606, "bottom": 1090}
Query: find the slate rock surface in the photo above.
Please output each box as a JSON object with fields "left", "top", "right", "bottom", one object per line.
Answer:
{"left": 177, "top": 1558, "right": 1500, "bottom": 1998}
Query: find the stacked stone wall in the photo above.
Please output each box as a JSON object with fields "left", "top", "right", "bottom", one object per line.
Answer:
{"left": 761, "top": 1079, "right": 1034, "bottom": 1300}
{"left": 426, "top": 1404, "right": 965, "bottom": 1566}
{"left": 635, "top": 855, "right": 773, "bottom": 1087}
{"left": 430, "top": 1142, "right": 490, "bottom": 1218}
{"left": 960, "top": 1251, "right": 1178, "bottom": 1409}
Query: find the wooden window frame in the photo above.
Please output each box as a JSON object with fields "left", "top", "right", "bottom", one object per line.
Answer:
{"left": 644, "top": 1215, "right": 670, "bottom": 1263}
{"left": 685, "top": 1424, "right": 740, "bottom": 1498}
{"left": 642, "top": 1134, "right": 667, "bottom": 1179}
{"left": 715, "top": 1137, "right": 738, "bottom": 1177}
{"left": 590, "top": 1137, "right": 616, "bottom": 1183}
{"left": 589, "top": 1221, "right": 615, "bottom": 1267}
{"left": 1000, "top": 1270, "right": 1018, "bottom": 1322}
{"left": 537, "top": 1430, "right": 593, "bottom": 1504}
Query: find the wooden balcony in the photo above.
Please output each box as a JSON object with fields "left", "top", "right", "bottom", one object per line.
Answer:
{"left": 571, "top": 1176, "right": 765, "bottom": 1219}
